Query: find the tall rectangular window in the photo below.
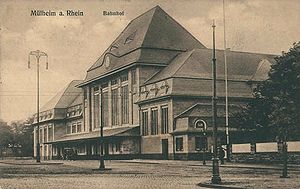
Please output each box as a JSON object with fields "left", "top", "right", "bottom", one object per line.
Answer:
{"left": 161, "top": 107, "right": 168, "bottom": 134}
{"left": 72, "top": 123, "right": 76, "bottom": 134}
{"left": 93, "top": 87, "right": 100, "bottom": 129}
{"left": 48, "top": 124, "right": 53, "bottom": 141}
{"left": 39, "top": 129, "right": 42, "bottom": 143}
{"left": 141, "top": 110, "right": 148, "bottom": 136}
{"left": 176, "top": 137, "right": 183, "bottom": 151}
{"left": 151, "top": 109, "right": 158, "bottom": 135}
{"left": 77, "top": 122, "right": 82, "bottom": 133}
{"left": 102, "top": 91, "right": 109, "bottom": 127}
{"left": 111, "top": 88, "right": 119, "bottom": 126}
{"left": 43, "top": 127, "right": 47, "bottom": 142}
{"left": 84, "top": 88, "right": 88, "bottom": 132}
{"left": 121, "top": 85, "right": 129, "bottom": 124}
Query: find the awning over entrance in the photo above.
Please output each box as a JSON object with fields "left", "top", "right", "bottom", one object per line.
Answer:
{"left": 45, "top": 126, "right": 140, "bottom": 144}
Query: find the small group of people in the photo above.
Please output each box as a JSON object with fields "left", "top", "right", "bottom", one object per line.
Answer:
{"left": 62, "top": 148, "right": 77, "bottom": 161}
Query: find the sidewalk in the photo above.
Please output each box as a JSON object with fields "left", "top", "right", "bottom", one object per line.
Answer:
{"left": 2, "top": 158, "right": 300, "bottom": 171}
{"left": 116, "top": 159, "right": 300, "bottom": 171}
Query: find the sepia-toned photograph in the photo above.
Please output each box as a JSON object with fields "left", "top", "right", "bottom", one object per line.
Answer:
{"left": 0, "top": 0, "right": 299, "bottom": 188}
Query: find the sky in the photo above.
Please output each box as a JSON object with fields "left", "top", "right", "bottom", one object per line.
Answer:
{"left": 0, "top": 0, "right": 299, "bottom": 123}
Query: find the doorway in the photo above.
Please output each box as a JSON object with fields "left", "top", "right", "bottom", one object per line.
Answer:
{"left": 162, "top": 139, "right": 168, "bottom": 160}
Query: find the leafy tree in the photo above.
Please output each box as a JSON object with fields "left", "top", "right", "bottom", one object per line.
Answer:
{"left": 263, "top": 42, "right": 300, "bottom": 140}
{"left": 10, "top": 118, "right": 34, "bottom": 156}
{"left": 232, "top": 42, "right": 299, "bottom": 177}
{"left": 0, "top": 117, "right": 34, "bottom": 157}
{"left": 0, "top": 120, "right": 14, "bottom": 156}
{"left": 234, "top": 42, "right": 300, "bottom": 140}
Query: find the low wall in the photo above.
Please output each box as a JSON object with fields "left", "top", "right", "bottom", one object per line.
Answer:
{"left": 232, "top": 141, "right": 300, "bottom": 164}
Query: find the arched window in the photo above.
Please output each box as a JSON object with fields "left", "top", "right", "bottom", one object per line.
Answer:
{"left": 194, "top": 119, "right": 207, "bottom": 131}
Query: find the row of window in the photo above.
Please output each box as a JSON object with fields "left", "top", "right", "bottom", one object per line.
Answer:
{"left": 91, "top": 78, "right": 130, "bottom": 129}
{"left": 141, "top": 106, "right": 169, "bottom": 136}
{"left": 67, "top": 104, "right": 82, "bottom": 117}
{"left": 175, "top": 137, "right": 208, "bottom": 152}
{"left": 91, "top": 141, "right": 122, "bottom": 155}
{"left": 35, "top": 111, "right": 53, "bottom": 122}
{"left": 82, "top": 70, "right": 138, "bottom": 130}
{"left": 66, "top": 121, "right": 82, "bottom": 134}
{"left": 38, "top": 124, "right": 53, "bottom": 143}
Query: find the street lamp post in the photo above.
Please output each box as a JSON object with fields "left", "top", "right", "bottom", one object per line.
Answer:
{"left": 99, "top": 87, "right": 105, "bottom": 170}
{"left": 28, "top": 50, "right": 48, "bottom": 163}
{"left": 211, "top": 21, "right": 222, "bottom": 184}
{"left": 202, "top": 121, "right": 207, "bottom": 165}
{"left": 98, "top": 87, "right": 111, "bottom": 171}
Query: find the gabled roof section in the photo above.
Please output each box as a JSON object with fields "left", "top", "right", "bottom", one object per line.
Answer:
{"left": 40, "top": 80, "right": 83, "bottom": 112}
{"left": 145, "top": 49, "right": 276, "bottom": 84}
{"left": 141, "top": 6, "right": 206, "bottom": 50}
{"left": 81, "top": 5, "right": 206, "bottom": 86}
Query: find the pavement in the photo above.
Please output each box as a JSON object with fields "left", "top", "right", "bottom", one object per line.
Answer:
{"left": 0, "top": 158, "right": 299, "bottom": 189}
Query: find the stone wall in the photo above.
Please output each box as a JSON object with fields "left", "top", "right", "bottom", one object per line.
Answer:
{"left": 232, "top": 152, "right": 300, "bottom": 164}
{"left": 232, "top": 141, "right": 300, "bottom": 164}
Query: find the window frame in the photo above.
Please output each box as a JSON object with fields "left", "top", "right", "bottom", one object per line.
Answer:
{"left": 111, "top": 87, "right": 119, "bottom": 126}
{"left": 150, "top": 108, "right": 158, "bottom": 135}
{"left": 120, "top": 84, "right": 129, "bottom": 125}
{"left": 141, "top": 109, "right": 149, "bottom": 136}
{"left": 161, "top": 106, "right": 169, "bottom": 134}
{"left": 176, "top": 137, "right": 184, "bottom": 151}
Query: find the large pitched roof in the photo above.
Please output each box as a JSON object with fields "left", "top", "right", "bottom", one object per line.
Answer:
{"left": 145, "top": 49, "right": 276, "bottom": 84}
{"left": 80, "top": 5, "right": 206, "bottom": 86}
{"left": 40, "top": 80, "right": 83, "bottom": 112}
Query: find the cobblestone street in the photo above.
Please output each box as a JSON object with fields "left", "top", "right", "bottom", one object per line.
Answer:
{"left": 0, "top": 159, "right": 299, "bottom": 189}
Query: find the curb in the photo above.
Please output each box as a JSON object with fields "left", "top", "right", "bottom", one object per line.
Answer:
{"left": 0, "top": 161, "right": 63, "bottom": 166}
{"left": 198, "top": 182, "right": 246, "bottom": 189}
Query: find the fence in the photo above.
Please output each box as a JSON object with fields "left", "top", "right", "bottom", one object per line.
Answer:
{"left": 231, "top": 141, "right": 300, "bottom": 164}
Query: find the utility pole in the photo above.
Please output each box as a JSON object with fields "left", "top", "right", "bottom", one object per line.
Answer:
{"left": 223, "top": 0, "right": 231, "bottom": 162}
{"left": 28, "top": 50, "right": 48, "bottom": 163}
{"left": 211, "top": 20, "right": 221, "bottom": 184}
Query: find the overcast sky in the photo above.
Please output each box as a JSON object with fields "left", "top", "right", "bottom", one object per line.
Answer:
{"left": 0, "top": 0, "right": 299, "bottom": 123}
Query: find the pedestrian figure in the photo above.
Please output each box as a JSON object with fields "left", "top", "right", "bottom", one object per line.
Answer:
{"left": 219, "top": 146, "right": 225, "bottom": 165}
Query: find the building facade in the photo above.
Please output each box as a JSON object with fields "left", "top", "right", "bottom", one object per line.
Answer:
{"left": 33, "top": 6, "right": 275, "bottom": 160}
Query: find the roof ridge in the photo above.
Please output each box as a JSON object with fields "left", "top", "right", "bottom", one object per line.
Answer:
{"left": 141, "top": 6, "right": 160, "bottom": 47}
{"left": 198, "top": 48, "right": 278, "bottom": 57}
{"left": 172, "top": 50, "right": 195, "bottom": 76}
{"left": 142, "top": 6, "right": 205, "bottom": 49}
{"left": 87, "top": 6, "right": 159, "bottom": 72}
{"left": 143, "top": 52, "right": 181, "bottom": 84}
{"left": 131, "top": 5, "right": 160, "bottom": 24}
{"left": 67, "top": 93, "right": 82, "bottom": 108}
{"left": 175, "top": 103, "right": 202, "bottom": 119}
{"left": 144, "top": 50, "right": 194, "bottom": 85}
{"left": 249, "top": 59, "right": 271, "bottom": 81}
